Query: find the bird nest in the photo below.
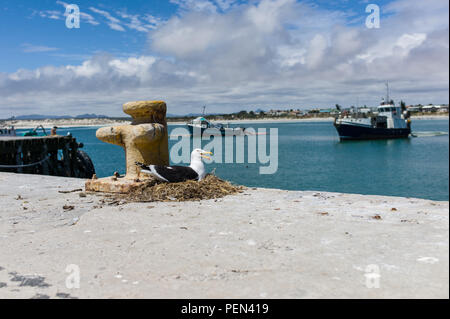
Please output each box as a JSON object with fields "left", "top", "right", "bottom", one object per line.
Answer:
{"left": 119, "top": 174, "right": 244, "bottom": 202}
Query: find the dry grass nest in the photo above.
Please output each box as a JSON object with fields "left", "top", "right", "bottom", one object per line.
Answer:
{"left": 121, "top": 174, "right": 245, "bottom": 202}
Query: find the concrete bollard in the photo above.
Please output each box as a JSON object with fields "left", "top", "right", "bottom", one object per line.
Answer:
{"left": 85, "top": 100, "right": 169, "bottom": 193}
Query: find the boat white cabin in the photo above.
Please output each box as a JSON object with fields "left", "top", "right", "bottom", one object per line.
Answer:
{"left": 376, "top": 103, "right": 409, "bottom": 129}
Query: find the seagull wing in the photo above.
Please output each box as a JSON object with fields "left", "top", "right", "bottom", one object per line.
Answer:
{"left": 136, "top": 162, "right": 198, "bottom": 182}
{"left": 152, "top": 165, "right": 199, "bottom": 182}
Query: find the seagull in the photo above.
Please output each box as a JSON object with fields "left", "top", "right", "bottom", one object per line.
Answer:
{"left": 136, "top": 149, "right": 213, "bottom": 182}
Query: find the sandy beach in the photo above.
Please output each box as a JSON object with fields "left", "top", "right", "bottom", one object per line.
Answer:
{"left": 0, "top": 172, "right": 448, "bottom": 299}
{"left": 1, "top": 118, "right": 131, "bottom": 130}
{"left": 2, "top": 114, "right": 448, "bottom": 130}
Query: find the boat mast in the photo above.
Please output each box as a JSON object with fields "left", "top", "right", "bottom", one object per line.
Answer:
{"left": 202, "top": 105, "right": 206, "bottom": 116}
{"left": 386, "top": 81, "right": 390, "bottom": 104}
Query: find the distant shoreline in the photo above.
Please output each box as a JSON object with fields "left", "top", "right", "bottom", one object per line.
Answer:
{"left": 2, "top": 114, "right": 448, "bottom": 129}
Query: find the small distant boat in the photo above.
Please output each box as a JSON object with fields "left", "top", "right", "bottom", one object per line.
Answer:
{"left": 334, "top": 83, "right": 412, "bottom": 140}
{"left": 187, "top": 116, "right": 245, "bottom": 136}
{"left": 23, "top": 125, "right": 48, "bottom": 136}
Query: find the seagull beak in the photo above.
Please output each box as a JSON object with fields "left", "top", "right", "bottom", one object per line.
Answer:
{"left": 201, "top": 151, "right": 212, "bottom": 160}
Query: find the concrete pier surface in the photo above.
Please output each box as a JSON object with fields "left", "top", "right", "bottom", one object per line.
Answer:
{"left": 0, "top": 172, "right": 448, "bottom": 299}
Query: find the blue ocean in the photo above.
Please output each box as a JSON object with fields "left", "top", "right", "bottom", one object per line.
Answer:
{"left": 19, "top": 119, "right": 449, "bottom": 201}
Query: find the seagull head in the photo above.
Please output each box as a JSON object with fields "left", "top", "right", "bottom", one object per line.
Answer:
{"left": 190, "top": 149, "right": 212, "bottom": 180}
{"left": 191, "top": 148, "right": 213, "bottom": 162}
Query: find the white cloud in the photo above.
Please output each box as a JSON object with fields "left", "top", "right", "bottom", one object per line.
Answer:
{"left": 245, "top": 0, "right": 296, "bottom": 33}
{"left": 66, "top": 60, "right": 103, "bottom": 78}
{"left": 151, "top": 14, "right": 223, "bottom": 58}
{"left": 108, "top": 56, "right": 156, "bottom": 77}
{"left": 21, "top": 44, "right": 59, "bottom": 53}
{"left": 357, "top": 32, "right": 427, "bottom": 63}
{"left": 89, "top": 7, "right": 125, "bottom": 31}
{"left": 79, "top": 12, "right": 100, "bottom": 26}
{"left": 332, "top": 29, "right": 362, "bottom": 57}
{"left": 214, "top": 0, "right": 236, "bottom": 11}
{"left": 276, "top": 45, "right": 306, "bottom": 67}
{"left": 396, "top": 33, "right": 427, "bottom": 52}
{"left": 306, "top": 34, "right": 328, "bottom": 69}
{"left": 37, "top": 1, "right": 159, "bottom": 31}
{"left": 37, "top": 10, "right": 63, "bottom": 20}
{"left": 116, "top": 11, "right": 161, "bottom": 32}
{"left": 170, "top": 0, "right": 219, "bottom": 13}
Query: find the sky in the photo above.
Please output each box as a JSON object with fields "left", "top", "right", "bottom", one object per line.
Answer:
{"left": 0, "top": 0, "right": 448, "bottom": 117}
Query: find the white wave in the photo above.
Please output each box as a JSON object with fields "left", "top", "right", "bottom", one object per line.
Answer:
{"left": 411, "top": 131, "right": 448, "bottom": 137}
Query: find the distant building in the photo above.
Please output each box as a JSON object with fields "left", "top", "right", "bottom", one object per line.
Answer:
{"left": 319, "top": 109, "right": 336, "bottom": 115}
{"left": 329, "top": 109, "right": 340, "bottom": 115}
{"left": 407, "top": 105, "right": 422, "bottom": 113}
{"left": 436, "top": 105, "right": 449, "bottom": 113}
{"left": 266, "top": 109, "right": 288, "bottom": 116}
{"left": 288, "top": 110, "right": 302, "bottom": 116}
{"left": 422, "top": 105, "right": 438, "bottom": 113}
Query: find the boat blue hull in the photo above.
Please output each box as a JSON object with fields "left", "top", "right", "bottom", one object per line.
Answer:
{"left": 334, "top": 123, "right": 411, "bottom": 140}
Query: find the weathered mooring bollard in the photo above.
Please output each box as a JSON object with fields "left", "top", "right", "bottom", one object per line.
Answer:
{"left": 85, "top": 100, "right": 169, "bottom": 193}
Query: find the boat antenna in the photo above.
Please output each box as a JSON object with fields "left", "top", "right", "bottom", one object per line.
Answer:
{"left": 202, "top": 105, "right": 206, "bottom": 116}
{"left": 386, "top": 81, "right": 390, "bottom": 104}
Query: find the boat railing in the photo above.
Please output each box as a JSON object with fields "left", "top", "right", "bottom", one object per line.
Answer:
{"left": 340, "top": 112, "right": 374, "bottom": 119}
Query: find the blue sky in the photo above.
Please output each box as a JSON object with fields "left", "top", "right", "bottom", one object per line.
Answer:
{"left": 0, "top": 0, "right": 178, "bottom": 71}
{"left": 0, "top": 0, "right": 448, "bottom": 117}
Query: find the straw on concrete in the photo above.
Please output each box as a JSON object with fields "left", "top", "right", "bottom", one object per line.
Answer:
{"left": 118, "top": 174, "right": 244, "bottom": 202}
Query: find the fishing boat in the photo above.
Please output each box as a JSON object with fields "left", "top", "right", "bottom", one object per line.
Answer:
{"left": 186, "top": 106, "right": 245, "bottom": 136}
{"left": 187, "top": 116, "right": 244, "bottom": 136}
{"left": 22, "top": 125, "right": 48, "bottom": 136}
{"left": 334, "top": 83, "right": 411, "bottom": 140}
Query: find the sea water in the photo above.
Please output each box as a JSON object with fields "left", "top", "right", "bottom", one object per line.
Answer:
{"left": 17, "top": 119, "right": 449, "bottom": 201}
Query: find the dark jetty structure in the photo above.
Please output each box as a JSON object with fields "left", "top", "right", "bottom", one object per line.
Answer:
{"left": 0, "top": 135, "right": 95, "bottom": 178}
